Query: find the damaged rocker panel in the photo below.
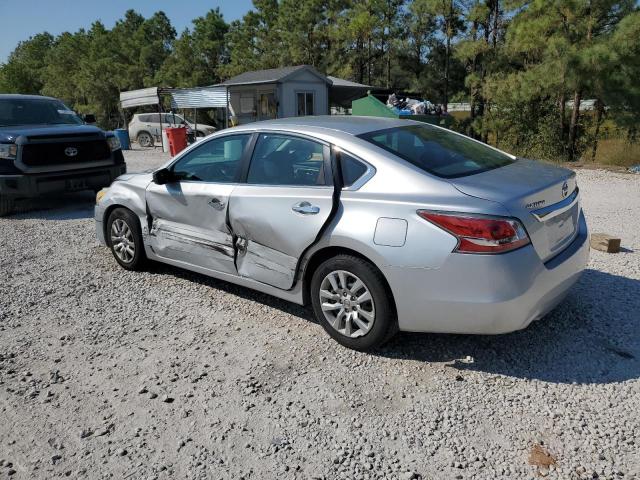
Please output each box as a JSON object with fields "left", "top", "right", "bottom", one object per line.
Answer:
{"left": 148, "top": 218, "right": 235, "bottom": 261}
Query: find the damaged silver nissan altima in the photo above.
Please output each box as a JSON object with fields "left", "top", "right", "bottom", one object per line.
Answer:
{"left": 95, "top": 116, "right": 589, "bottom": 350}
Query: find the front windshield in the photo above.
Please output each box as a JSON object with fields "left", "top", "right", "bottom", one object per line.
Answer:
{"left": 0, "top": 98, "right": 84, "bottom": 127}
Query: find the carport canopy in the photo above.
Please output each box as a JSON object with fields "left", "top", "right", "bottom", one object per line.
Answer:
{"left": 119, "top": 86, "right": 229, "bottom": 110}
{"left": 168, "top": 86, "right": 229, "bottom": 109}
{"left": 119, "top": 87, "right": 161, "bottom": 109}
{"left": 328, "top": 76, "right": 373, "bottom": 108}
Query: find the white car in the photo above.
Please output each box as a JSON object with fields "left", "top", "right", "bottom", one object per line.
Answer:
{"left": 128, "top": 113, "right": 216, "bottom": 147}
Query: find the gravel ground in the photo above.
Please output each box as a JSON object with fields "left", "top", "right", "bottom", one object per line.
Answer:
{"left": 1, "top": 149, "right": 639, "bottom": 480}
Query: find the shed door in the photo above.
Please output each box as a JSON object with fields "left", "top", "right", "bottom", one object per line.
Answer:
{"left": 258, "top": 91, "right": 277, "bottom": 121}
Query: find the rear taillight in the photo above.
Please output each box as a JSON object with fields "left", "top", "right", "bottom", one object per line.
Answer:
{"left": 417, "top": 210, "right": 530, "bottom": 254}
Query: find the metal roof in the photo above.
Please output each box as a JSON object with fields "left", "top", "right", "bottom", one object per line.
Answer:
{"left": 168, "top": 86, "right": 229, "bottom": 109}
{"left": 120, "top": 87, "right": 160, "bottom": 109}
{"left": 220, "top": 65, "right": 330, "bottom": 86}
{"left": 327, "top": 76, "right": 371, "bottom": 89}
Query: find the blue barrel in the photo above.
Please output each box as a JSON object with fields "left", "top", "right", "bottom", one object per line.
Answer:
{"left": 114, "top": 128, "right": 130, "bottom": 150}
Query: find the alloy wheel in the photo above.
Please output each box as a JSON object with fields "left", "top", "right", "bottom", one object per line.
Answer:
{"left": 319, "top": 270, "right": 375, "bottom": 338}
{"left": 110, "top": 218, "right": 135, "bottom": 263}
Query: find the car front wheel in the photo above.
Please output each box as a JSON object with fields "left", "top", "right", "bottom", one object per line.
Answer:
{"left": 106, "top": 208, "right": 147, "bottom": 270}
{"left": 310, "top": 254, "right": 397, "bottom": 351}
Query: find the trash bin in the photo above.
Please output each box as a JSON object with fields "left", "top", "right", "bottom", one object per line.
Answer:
{"left": 165, "top": 127, "right": 188, "bottom": 156}
{"left": 113, "top": 128, "right": 130, "bottom": 150}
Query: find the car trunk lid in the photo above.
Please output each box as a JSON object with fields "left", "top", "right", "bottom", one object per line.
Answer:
{"left": 448, "top": 159, "right": 580, "bottom": 262}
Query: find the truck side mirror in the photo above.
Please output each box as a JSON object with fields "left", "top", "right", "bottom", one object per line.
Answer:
{"left": 83, "top": 114, "right": 97, "bottom": 124}
{"left": 152, "top": 168, "right": 174, "bottom": 185}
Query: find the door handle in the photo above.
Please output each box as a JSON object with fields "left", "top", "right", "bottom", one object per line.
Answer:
{"left": 292, "top": 201, "right": 320, "bottom": 215}
{"left": 208, "top": 198, "right": 226, "bottom": 210}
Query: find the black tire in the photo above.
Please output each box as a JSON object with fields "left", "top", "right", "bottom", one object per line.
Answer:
{"left": 310, "top": 254, "right": 397, "bottom": 351}
{"left": 106, "top": 208, "right": 147, "bottom": 270}
{"left": 0, "top": 195, "right": 15, "bottom": 217}
{"left": 137, "top": 131, "right": 154, "bottom": 148}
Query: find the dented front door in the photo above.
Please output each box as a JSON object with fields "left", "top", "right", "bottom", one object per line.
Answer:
{"left": 145, "top": 181, "right": 237, "bottom": 274}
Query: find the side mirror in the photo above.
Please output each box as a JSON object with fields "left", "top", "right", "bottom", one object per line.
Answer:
{"left": 83, "top": 113, "right": 97, "bottom": 124}
{"left": 152, "top": 168, "right": 174, "bottom": 185}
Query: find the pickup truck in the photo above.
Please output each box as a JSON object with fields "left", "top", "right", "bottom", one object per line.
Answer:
{"left": 0, "top": 94, "right": 126, "bottom": 216}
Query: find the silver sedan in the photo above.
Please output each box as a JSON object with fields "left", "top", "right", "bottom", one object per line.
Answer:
{"left": 95, "top": 117, "right": 589, "bottom": 350}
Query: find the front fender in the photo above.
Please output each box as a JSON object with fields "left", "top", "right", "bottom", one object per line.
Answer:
{"left": 95, "top": 173, "right": 152, "bottom": 244}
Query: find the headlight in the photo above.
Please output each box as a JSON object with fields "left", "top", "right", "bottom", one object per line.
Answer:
{"left": 106, "top": 136, "right": 121, "bottom": 151}
{"left": 0, "top": 143, "right": 17, "bottom": 159}
{"left": 96, "top": 188, "right": 108, "bottom": 204}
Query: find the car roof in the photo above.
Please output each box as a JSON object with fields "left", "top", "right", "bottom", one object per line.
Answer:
{"left": 231, "top": 116, "right": 417, "bottom": 137}
{"left": 0, "top": 94, "right": 59, "bottom": 101}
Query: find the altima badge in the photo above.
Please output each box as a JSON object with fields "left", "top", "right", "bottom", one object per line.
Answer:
{"left": 526, "top": 199, "right": 545, "bottom": 209}
{"left": 64, "top": 147, "right": 78, "bottom": 157}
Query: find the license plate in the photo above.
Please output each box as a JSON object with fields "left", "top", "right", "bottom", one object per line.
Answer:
{"left": 65, "top": 178, "right": 88, "bottom": 191}
{"left": 547, "top": 204, "right": 578, "bottom": 247}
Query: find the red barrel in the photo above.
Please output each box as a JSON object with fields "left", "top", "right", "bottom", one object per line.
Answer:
{"left": 165, "top": 127, "right": 188, "bottom": 156}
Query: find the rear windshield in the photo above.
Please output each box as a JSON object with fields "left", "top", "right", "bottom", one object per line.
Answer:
{"left": 0, "top": 98, "right": 84, "bottom": 127}
{"left": 358, "top": 125, "right": 513, "bottom": 178}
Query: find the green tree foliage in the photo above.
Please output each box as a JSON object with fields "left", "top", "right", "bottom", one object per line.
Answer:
{"left": 0, "top": 33, "right": 54, "bottom": 94}
{"left": 0, "top": 2, "right": 638, "bottom": 162}
{"left": 157, "top": 8, "right": 229, "bottom": 87}
{"left": 219, "top": 0, "right": 281, "bottom": 78}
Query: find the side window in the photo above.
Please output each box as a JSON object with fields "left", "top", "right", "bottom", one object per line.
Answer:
{"left": 171, "top": 134, "right": 250, "bottom": 183}
{"left": 340, "top": 153, "right": 368, "bottom": 187}
{"left": 148, "top": 114, "right": 160, "bottom": 123}
{"left": 163, "top": 113, "right": 184, "bottom": 124}
{"left": 247, "top": 134, "right": 326, "bottom": 186}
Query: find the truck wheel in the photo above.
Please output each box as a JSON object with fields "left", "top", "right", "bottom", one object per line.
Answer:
{"left": 0, "top": 196, "right": 15, "bottom": 217}
{"left": 137, "top": 132, "right": 154, "bottom": 148}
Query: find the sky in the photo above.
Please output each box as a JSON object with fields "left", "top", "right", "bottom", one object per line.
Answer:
{"left": 0, "top": 0, "right": 254, "bottom": 63}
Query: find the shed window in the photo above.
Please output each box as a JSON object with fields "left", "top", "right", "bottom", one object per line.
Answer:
{"left": 296, "top": 92, "right": 314, "bottom": 116}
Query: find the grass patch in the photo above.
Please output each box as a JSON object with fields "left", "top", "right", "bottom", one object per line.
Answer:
{"left": 586, "top": 138, "right": 640, "bottom": 167}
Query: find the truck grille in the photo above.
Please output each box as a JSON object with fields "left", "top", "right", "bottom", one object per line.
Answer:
{"left": 21, "top": 140, "right": 111, "bottom": 167}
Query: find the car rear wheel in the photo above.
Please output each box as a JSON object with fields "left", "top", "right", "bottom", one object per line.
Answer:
{"left": 310, "top": 254, "right": 397, "bottom": 351}
{"left": 0, "top": 195, "right": 15, "bottom": 217}
{"left": 137, "top": 131, "right": 154, "bottom": 148}
{"left": 106, "top": 208, "right": 147, "bottom": 270}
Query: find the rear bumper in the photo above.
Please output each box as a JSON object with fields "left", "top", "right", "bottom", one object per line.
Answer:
{"left": 0, "top": 164, "right": 126, "bottom": 199}
{"left": 385, "top": 211, "right": 590, "bottom": 334}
